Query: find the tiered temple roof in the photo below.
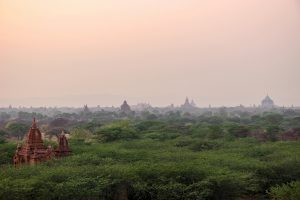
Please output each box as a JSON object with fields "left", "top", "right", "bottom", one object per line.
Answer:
{"left": 13, "top": 118, "right": 71, "bottom": 166}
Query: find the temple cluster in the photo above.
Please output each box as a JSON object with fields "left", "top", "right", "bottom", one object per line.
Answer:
{"left": 13, "top": 118, "right": 71, "bottom": 166}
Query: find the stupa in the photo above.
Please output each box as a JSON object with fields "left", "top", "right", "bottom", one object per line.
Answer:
{"left": 261, "top": 95, "right": 275, "bottom": 108}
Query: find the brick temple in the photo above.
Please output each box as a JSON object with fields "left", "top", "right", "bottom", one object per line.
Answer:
{"left": 54, "top": 132, "right": 72, "bottom": 157}
{"left": 13, "top": 118, "right": 71, "bottom": 166}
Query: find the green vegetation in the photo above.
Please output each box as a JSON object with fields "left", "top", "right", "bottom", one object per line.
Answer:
{"left": 268, "top": 181, "right": 300, "bottom": 200}
{"left": 0, "top": 112, "right": 300, "bottom": 200}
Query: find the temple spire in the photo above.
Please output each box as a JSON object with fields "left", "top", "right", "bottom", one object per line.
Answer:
{"left": 185, "top": 97, "right": 189, "bottom": 105}
{"left": 32, "top": 118, "right": 37, "bottom": 129}
{"left": 13, "top": 118, "right": 71, "bottom": 166}
{"left": 120, "top": 100, "right": 131, "bottom": 114}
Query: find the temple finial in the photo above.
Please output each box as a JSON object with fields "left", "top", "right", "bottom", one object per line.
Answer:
{"left": 32, "top": 118, "right": 37, "bottom": 129}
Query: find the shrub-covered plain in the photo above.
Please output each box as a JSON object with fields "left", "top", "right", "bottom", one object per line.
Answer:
{"left": 0, "top": 112, "right": 300, "bottom": 200}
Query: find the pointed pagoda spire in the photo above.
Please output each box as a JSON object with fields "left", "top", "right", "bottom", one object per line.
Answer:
{"left": 184, "top": 97, "right": 189, "bottom": 105}
{"left": 191, "top": 100, "right": 196, "bottom": 107}
{"left": 120, "top": 100, "right": 131, "bottom": 114}
{"left": 32, "top": 118, "right": 37, "bottom": 129}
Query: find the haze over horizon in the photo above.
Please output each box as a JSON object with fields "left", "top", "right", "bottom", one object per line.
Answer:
{"left": 0, "top": 93, "right": 297, "bottom": 108}
{"left": 1, "top": 0, "right": 300, "bottom": 107}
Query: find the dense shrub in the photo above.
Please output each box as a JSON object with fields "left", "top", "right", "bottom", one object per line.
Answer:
{"left": 189, "top": 140, "right": 221, "bottom": 151}
{"left": 0, "top": 142, "right": 16, "bottom": 165}
{"left": 268, "top": 181, "right": 300, "bottom": 200}
{"left": 1, "top": 114, "right": 300, "bottom": 200}
{"left": 226, "top": 124, "right": 250, "bottom": 138}
{"left": 5, "top": 122, "right": 30, "bottom": 138}
{"left": 96, "top": 121, "right": 139, "bottom": 142}
{"left": 145, "top": 132, "right": 180, "bottom": 141}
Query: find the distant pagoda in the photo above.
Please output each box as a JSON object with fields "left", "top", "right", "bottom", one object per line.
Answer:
{"left": 83, "top": 104, "right": 91, "bottom": 113}
{"left": 120, "top": 100, "right": 132, "bottom": 114}
{"left": 190, "top": 100, "right": 196, "bottom": 107}
{"left": 13, "top": 118, "right": 71, "bottom": 166}
{"left": 261, "top": 95, "right": 275, "bottom": 108}
{"left": 181, "top": 97, "right": 196, "bottom": 110}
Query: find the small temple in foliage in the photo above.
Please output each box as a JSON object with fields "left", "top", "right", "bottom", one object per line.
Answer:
{"left": 54, "top": 132, "right": 72, "bottom": 157}
{"left": 120, "top": 100, "right": 132, "bottom": 114}
{"left": 13, "top": 118, "right": 71, "bottom": 166}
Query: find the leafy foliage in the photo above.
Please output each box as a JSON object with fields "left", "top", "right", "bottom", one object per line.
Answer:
{"left": 96, "top": 121, "right": 139, "bottom": 142}
{"left": 0, "top": 111, "right": 300, "bottom": 199}
{"left": 268, "top": 181, "right": 300, "bottom": 200}
{"left": 5, "top": 122, "right": 30, "bottom": 138}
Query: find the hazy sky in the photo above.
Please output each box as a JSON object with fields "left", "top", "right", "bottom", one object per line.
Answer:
{"left": 1, "top": 0, "right": 300, "bottom": 107}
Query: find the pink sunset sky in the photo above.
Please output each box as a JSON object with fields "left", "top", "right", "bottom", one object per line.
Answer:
{"left": 0, "top": 0, "right": 300, "bottom": 107}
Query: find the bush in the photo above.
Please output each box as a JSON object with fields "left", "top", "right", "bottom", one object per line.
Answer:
{"left": 189, "top": 140, "right": 221, "bottom": 151}
{"left": 227, "top": 124, "right": 250, "bottom": 138}
{"left": 0, "top": 142, "right": 16, "bottom": 165}
{"left": 268, "top": 181, "right": 300, "bottom": 200}
{"left": 207, "top": 126, "right": 224, "bottom": 139}
{"left": 70, "top": 128, "right": 93, "bottom": 141}
{"left": 5, "top": 122, "right": 30, "bottom": 138}
{"left": 255, "top": 159, "right": 300, "bottom": 192}
{"left": 96, "top": 121, "right": 139, "bottom": 142}
{"left": 145, "top": 132, "right": 180, "bottom": 141}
